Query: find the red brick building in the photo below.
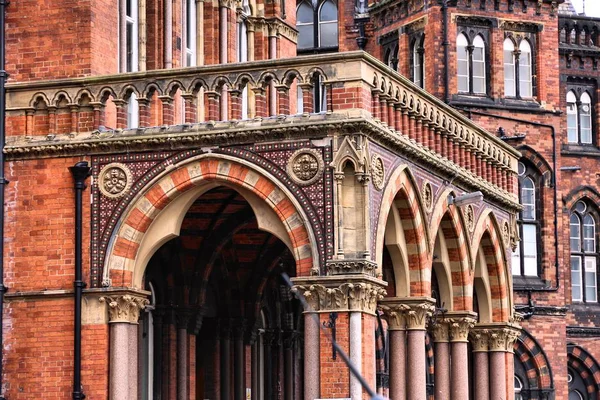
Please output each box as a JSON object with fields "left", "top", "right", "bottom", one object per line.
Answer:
{"left": 0, "top": 0, "right": 597, "bottom": 399}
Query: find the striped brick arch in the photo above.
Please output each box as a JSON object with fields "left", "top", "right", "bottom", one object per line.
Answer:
{"left": 471, "top": 212, "right": 511, "bottom": 322}
{"left": 375, "top": 166, "right": 430, "bottom": 297}
{"left": 563, "top": 186, "right": 600, "bottom": 211}
{"left": 103, "top": 154, "right": 316, "bottom": 289}
{"left": 513, "top": 329, "right": 554, "bottom": 393}
{"left": 568, "top": 344, "right": 600, "bottom": 397}
{"left": 429, "top": 190, "right": 472, "bottom": 311}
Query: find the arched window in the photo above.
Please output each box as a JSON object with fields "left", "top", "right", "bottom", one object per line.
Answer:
{"left": 568, "top": 369, "right": 588, "bottom": 400}
{"left": 514, "top": 376, "right": 524, "bottom": 400}
{"left": 457, "top": 33, "right": 469, "bottom": 93}
{"left": 296, "top": 0, "right": 338, "bottom": 52}
{"left": 312, "top": 73, "right": 327, "bottom": 113}
{"left": 504, "top": 38, "right": 534, "bottom": 98}
{"left": 571, "top": 200, "right": 598, "bottom": 303}
{"left": 184, "top": 0, "right": 197, "bottom": 66}
{"left": 567, "top": 90, "right": 595, "bottom": 145}
{"left": 504, "top": 39, "right": 516, "bottom": 97}
{"left": 513, "top": 162, "right": 540, "bottom": 276}
{"left": 296, "top": 1, "right": 315, "bottom": 50}
{"left": 457, "top": 33, "right": 486, "bottom": 95}
{"left": 237, "top": 0, "right": 250, "bottom": 119}
{"left": 519, "top": 40, "right": 533, "bottom": 97}
{"left": 411, "top": 35, "right": 425, "bottom": 89}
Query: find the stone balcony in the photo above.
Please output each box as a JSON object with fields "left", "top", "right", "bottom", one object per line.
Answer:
{"left": 4, "top": 51, "right": 519, "bottom": 209}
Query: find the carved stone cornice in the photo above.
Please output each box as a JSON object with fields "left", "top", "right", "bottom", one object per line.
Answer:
{"left": 326, "top": 259, "right": 377, "bottom": 277}
{"left": 446, "top": 312, "right": 477, "bottom": 343}
{"left": 430, "top": 321, "right": 450, "bottom": 343}
{"left": 477, "top": 323, "right": 521, "bottom": 353}
{"left": 99, "top": 289, "right": 150, "bottom": 324}
{"left": 291, "top": 275, "right": 387, "bottom": 315}
{"left": 469, "top": 329, "right": 490, "bottom": 352}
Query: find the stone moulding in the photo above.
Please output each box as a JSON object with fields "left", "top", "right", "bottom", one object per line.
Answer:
{"left": 4, "top": 113, "right": 520, "bottom": 211}
{"left": 291, "top": 275, "right": 387, "bottom": 315}
{"left": 325, "top": 259, "right": 378, "bottom": 277}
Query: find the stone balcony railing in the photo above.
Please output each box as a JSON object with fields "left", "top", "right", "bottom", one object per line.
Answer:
{"left": 4, "top": 51, "right": 520, "bottom": 208}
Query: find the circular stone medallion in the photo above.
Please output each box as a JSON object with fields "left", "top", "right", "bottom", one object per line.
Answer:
{"left": 99, "top": 163, "right": 133, "bottom": 199}
{"left": 371, "top": 155, "right": 385, "bottom": 190}
{"left": 287, "top": 149, "right": 324, "bottom": 186}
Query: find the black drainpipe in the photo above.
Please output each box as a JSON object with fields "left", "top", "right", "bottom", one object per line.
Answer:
{"left": 0, "top": 0, "right": 8, "bottom": 398}
{"left": 464, "top": 109, "right": 560, "bottom": 293}
{"left": 69, "top": 162, "right": 91, "bottom": 400}
{"left": 442, "top": 0, "right": 450, "bottom": 103}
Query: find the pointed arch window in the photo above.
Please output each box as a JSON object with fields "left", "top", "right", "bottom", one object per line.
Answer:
{"left": 411, "top": 34, "right": 425, "bottom": 89}
{"left": 503, "top": 37, "right": 535, "bottom": 98}
{"left": 456, "top": 33, "right": 487, "bottom": 95}
{"left": 567, "top": 89, "right": 595, "bottom": 145}
{"left": 296, "top": 0, "right": 338, "bottom": 52}
{"left": 571, "top": 200, "right": 598, "bottom": 303}
{"left": 512, "top": 162, "right": 540, "bottom": 277}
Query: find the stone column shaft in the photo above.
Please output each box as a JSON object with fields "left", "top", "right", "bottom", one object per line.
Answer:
{"left": 304, "top": 313, "right": 320, "bottom": 400}
{"left": 350, "top": 311, "right": 362, "bottom": 400}
{"left": 431, "top": 322, "right": 450, "bottom": 400}
{"left": 164, "top": 0, "right": 173, "bottom": 68}
{"left": 220, "top": 5, "right": 228, "bottom": 63}
{"left": 389, "top": 330, "right": 406, "bottom": 400}
{"left": 448, "top": 315, "right": 475, "bottom": 400}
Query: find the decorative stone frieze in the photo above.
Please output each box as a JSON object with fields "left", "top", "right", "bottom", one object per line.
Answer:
{"left": 469, "top": 329, "right": 490, "bottom": 352}
{"left": 99, "top": 290, "right": 150, "bottom": 324}
{"left": 287, "top": 148, "right": 324, "bottom": 186}
{"left": 291, "top": 275, "right": 387, "bottom": 315}
{"left": 326, "top": 259, "right": 377, "bottom": 277}
{"left": 98, "top": 163, "right": 132, "bottom": 199}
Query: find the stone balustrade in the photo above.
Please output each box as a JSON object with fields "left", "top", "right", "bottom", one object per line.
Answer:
{"left": 4, "top": 51, "right": 520, "bottom": 206}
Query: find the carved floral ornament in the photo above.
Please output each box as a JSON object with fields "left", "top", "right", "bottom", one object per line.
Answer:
{"left": 99, "top": 294, "right": 149, "bottom": 323}
{"left": 379, "top": 300, "right": 436, "bottom": 331}
{"left": 370, "top": 154, "right": 385, "bottom": 191}
{"left": 464, "top": 204, "right": 475, "bottom": 232}
{"left": 422, "top": 181, "right": 433, "bottom": 212}
{"left": 291, "top": 278, "right": 387, "bottom": 315}
{"left": 287, "top": 148, "right": 324, "bottom": 186}
{"left": 502, "top": 220, "right": 510, "bottom": 248}
{"left": 98, "top": 163, "right": 133, "bottom": 199}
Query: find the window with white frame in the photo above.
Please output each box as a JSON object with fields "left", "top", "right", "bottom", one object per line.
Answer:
{"left": 237, "top": 0, "right": 251, "bottom": 119}
{"left": 185, "top": 0, "right": 197, "bottom": 66}
{"left": 411, "top": 34, "right": 425, "bottom": 89}
{"left": 456, "top": 32, "right": 487, "bottom": 95}
{"left": 504, "top": 39, "right": 516, "bottom": 97}
{"left": 512, "top": 162, "right": 540, "bottom": 277}
{"left": 571, "top": 200, "right": 598, "bottom": 303}
{"left": 503, "top": 30, "right": 538, "bottom": 99}
{"left": 296, "top": 0, "right": 338, "bottom": 52}
{"left": 127, "top": 92, "right": 139, "bottom": 128}
{"left": 124, "top": 0, "right": 139, "bottom": 73}
{"left": 567, "top": 89, "right": 594, "bottom": 145}
{"left": 519, "top": 40, "right": 533, "bottom": 97}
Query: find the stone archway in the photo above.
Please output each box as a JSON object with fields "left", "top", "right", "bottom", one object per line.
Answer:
{"left": 100, "top": 154, "right": 319, "bottom": 400}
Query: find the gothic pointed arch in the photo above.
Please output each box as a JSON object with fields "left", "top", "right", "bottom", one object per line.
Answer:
{"left": 513, "top": 328, "right": 555, "bottom": 399}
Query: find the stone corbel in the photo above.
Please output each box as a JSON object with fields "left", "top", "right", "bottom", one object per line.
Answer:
{"left": 99, "top": 289, "right": 150, "bottom": 324}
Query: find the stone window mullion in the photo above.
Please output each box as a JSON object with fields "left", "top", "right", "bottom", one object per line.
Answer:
{"left": 467, "top": 44, "right": 475, "bottom": 94}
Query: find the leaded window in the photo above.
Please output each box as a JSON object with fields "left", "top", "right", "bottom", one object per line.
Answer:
{"left": 571, "top": 200, "right": 598, "bottom": 303}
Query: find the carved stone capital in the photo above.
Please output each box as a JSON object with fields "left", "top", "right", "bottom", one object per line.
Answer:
{"left": 431, "top": 321, "right": 450, "bottom": 343}
{"left": 469, "top": 329, "right": 490, "bottom": 352}
{"left": 326, "top": 259, "right": 377, "bottom": 277}
{"left": 379, "top": 302, "right": 410, "bottom": 330}
{"left": 381, "top": 297, "right": 435, "bottom": 331}
{"left": 291, "top": 275, "right": 387, "bottom": 315}
{"left": 448, "top": 317, "right": 476, "bottom": 343}
{"left": 477, "top": 323, "right": 521, "bottom": 353}
{"left": 100, "top": 291, "right": 150, "bottom": 324}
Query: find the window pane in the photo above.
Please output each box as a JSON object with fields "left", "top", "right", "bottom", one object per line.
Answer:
{"left": 523, "top": 224, "right": 538, "bottom": 276}
{"left": 297, "top": 25, "right": 314, "bottom": 49}
{"left": 521, "top": 178, "right": 535, "bottom": 220}
{"left": 572, "top": 256, "right": 582, "bottom": 301}
{"left": 319, "top": 0, "right": 337, "bottom": 22}
{"left": 580, "top": 102, "right": 592, "bottom": 144}
{"left": 297, "top": 3, "right": 313, "bottom": 23}
{"left": 472, "top": 44, "right": 486, "bottom": 94}
{"left": 585, "top": 258, "right": 597, "bottom": 302}
{"left": 512, "top": 241, "right": 521, "bottom": 275}
{"left": 584, "top": 214, "right": 595, "bottom": 252}
{"left": 127, "top": 93, "right": 139, "bottom": 129}
{"left": 571, "top": 214, "right": 581, "bottom": 251}
{"left": 319, "top": 22, "right": 338, "bottom": 47}
{"left": 567, "top": 104, "right": 578, "bottom": 143}
{"left": 457, "top": 35, "right": 469, "bottom": 93}
{"left": 518, "top": 42, "right": 532, "bottom": 97}
{"left": 504, "top": 48, "right": 515, "bottom": 97}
